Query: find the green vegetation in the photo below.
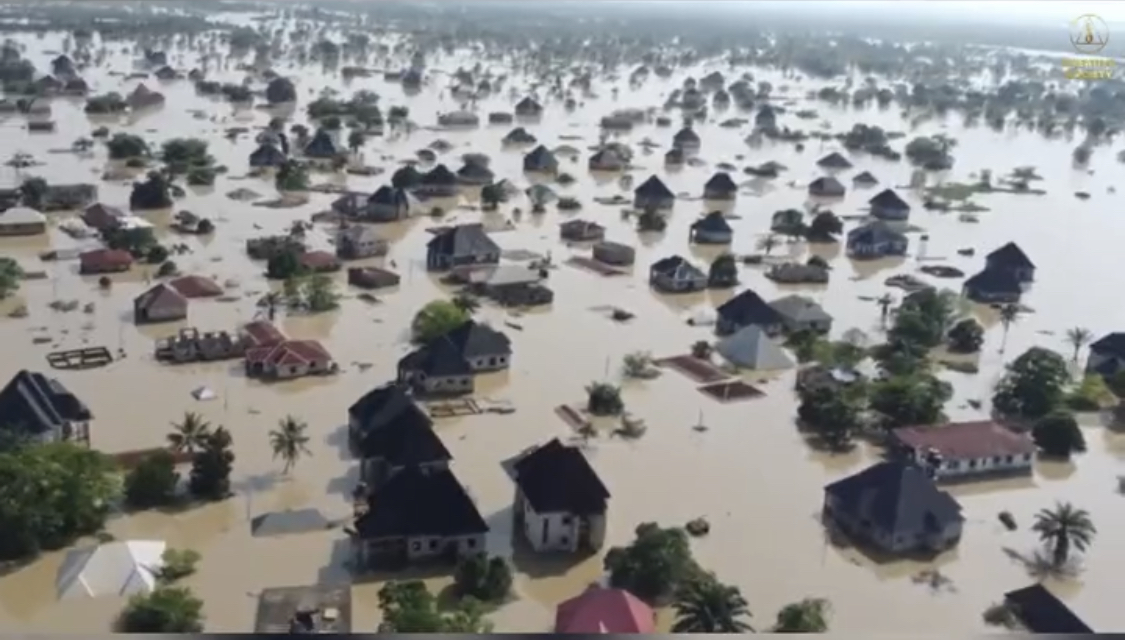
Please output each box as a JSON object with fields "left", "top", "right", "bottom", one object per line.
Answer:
{"left": 157, "top": 548, "right": 201, "bottom": 584}
{"left": 672, "top": 575, "right": 753, "bottom": 633}
{"left": 586, "top": 382, "right": 625, "bottom": 416}
{"left": 377, "top": 581, "right": 493, "bottom": 633}
{"left": 124, "top": 450, "right": 180, "bottom": 509}
{"left": 1031, "top": 411, "right": 1086, "bottom": 459}
{"left": 1032, "top": 502, "right": 1096, "bottom": 567}
{"left": 84, "top": 92, "right": 128, "bottom": 115}
{"left": 412, "top": 299, "right": 470, "bottom": 343}
{"left": 773, "top": 598, "right": 831, "bottom": 633}
{"left": 129, "top": 171, "right": 173, "bottom": 210}
{"left": 275, "top": 159, "right": 310, "bottom": 191}
{"left": 604, "top": 523, "right": 700, "bottom": 602}
{"left": 992, "top": 347, "right": 1071, "bottom": 420}
{"left": 119, "top": 586, "right": 204, "bottom": 632}
{"left": 269, "top": 415, "right": 311, "bottom": 474}
{"left": 188, "top": 426, "right": 234, "bottom": 501}
{"left": 167, "top": 412, "right": 212, "bottom": 454}
{"left": 266, "top": 248, "right": 304, "bottom": 280}
{"left": 453, "top": 554, "right": 513, "bottom": 603}
{"left": 106, "top": 133, "right": 150, "bottom": 160}
{"left": 0, "top": 256, "right": 24, "bottom": 299}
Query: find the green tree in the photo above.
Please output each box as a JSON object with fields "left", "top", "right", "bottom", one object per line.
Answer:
{"left": 1032, "top": 411, "right": 1086, "bottom": 459}
{"left": 129, "top": 171, "right": 173, "bottom": 210}
{"left": 797, "top": 386, "right": 858, "bottom": 451}
{"left": 671, "top": 575, "right": 753, "bottom": 633}
{"left": 691, "top": 340, "right": 713, "bottom": 360}
{"left": 636, "top": 207, "right": 667, "bottom": 232}
{"left": 773, "top": 597, "right": 830, "bottom": 633}
{"left": 992, "top": 347, "right": 1071, "bottom": 420}
{"left": 947, "top": 318, "right": 984, "bottom": 353}
{"left": 806, "top": 211, "right": 842, "bottom": 242}
{"left": 997, "top": 303, "right": 1021, "bottom": 353}
{"left": 158, "top": 548, "right": 201, "bottom": 583}
{"left": 451, "top": 292, "right": 481, "bottom": 314}
{"left": 1065, "top": 327, "right": 1093, "bottom": 364}
{"left": 347, "top": 129, "right": 366, "bottom": 154}
{"left": 124, "top": 450, "right": 180, "bottom": 509}
{"left": 19, "top": 176, "right": 47, "bottom": 209}
{"left": 756, "top": 234, "right": 779, "bottom": 255}
{"left": 411, "top": 300, "right": 469, "bottom": 343}
{"left": 1032, "top": 502, "right": 1096, "bottom": 567}
{"left": 269, "top": 415, "right": 311, "bottom": 474}
{"left": 106, "top": 133, "right": 150, "bottom": 160}
{"left": 604, "top": 523, "right": 698, "bottom": 602}
{"left": 303, "top": 274, "right": 339, "bottom": 312}
{"left": 870, "top": 373, "right": 951, "bottom": 427}
{"left": 266, "top": 249, "right": 304, "bottom": 280}
{"left": 377, "top": 581, "right": 493, "bottom": 633}
{"left": 453, "top": 554, "right": 513, "bottom": 603}
{"left": 0, "top": 443, "right": 119, "bottom": 561}
{"left": 586, "top": 382, "right": 624, "bottom": 416}
{"left": 103, "top": 226, "right": 157, "bottom": 257}
{"left": 188, "top": 427, "right": 234, "bottom": 501}
{"left": 167, "top": 412, "right": 212, "bottom": 454}
{"left": 889, "top": 289, "right": 958, "bottom": 348}
{"left": 161, "top": 138, "right": 211, "bottom": 173}
{"left": 0, "top": 256, "right": 24, "bottom": 299}
{"left": 119, "top": 586, "right": 204, "bottom": 632}
{"left": 275, "top": 159, "right": 310, "bottom": 191}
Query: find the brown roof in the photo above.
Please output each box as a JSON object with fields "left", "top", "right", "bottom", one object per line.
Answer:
{"left": 299, "top": 250, "right": 340, "bottom": 270}
{"left": 242, "top": 320, "right": 285, "bottom": 348}
{"left": 169, "top": 274, "right": 223, "bottom": 298}
{"left": 894, "top": 420, "right": 1035, "bottom": 459}
{"left": 79, "top": 248, "right": 133, "bottom": 270}
{"left": 245, "top": 339, "right": 332, "bottom": 366}
{"left": 134, "top": 282, "right": 188, "bottom": 313}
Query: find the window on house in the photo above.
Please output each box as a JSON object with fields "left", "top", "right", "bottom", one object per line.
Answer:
{"left": 430, "top": 540, "right": 438, "bottom": 550}
{"left": 488, "top": 357, "right": 497, "bottom": 366}
{"left": 411, "top": 541, "right": 421, "bottom": 551}
{"left": 466, "top": 538, "right": 476, "bottom": 548}
{"left": 968, "top": 459, "right": 977, "bottom": 468}
{"left": 1004, "top": 455, "right": 1013, "bottom": 463}
{"left": 561, "top": 516, "right": 572, "bottom": 526}
{"left": 992, "top": 456, "right": 1002, "bottom": 464}
{"left": 560, "top": 536, "right": 569, "bottom": 546}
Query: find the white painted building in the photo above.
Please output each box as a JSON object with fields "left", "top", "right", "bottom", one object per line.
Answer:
{"left": 512, "top": 438, "right": 610, "bottom": 554}
{"left": 893, "top": 420, "right": 1036, "bottom": 481}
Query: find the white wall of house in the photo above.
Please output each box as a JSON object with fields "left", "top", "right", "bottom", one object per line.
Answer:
{"left": 404, "top": 533, "right": 485, "bottom": 560}
{"left": 418, "top": 372, "right": 474, "bottom": 394}
{"left": 518, "top": 492, "right": 607, "bottom": 553}
{"left": 927, "top": 449, "right": 1033, "bottom": 480}
{"left": 468, "top": 354, "right": 509, "bottom": 372}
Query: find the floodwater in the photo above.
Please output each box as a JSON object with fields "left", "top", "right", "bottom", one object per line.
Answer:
{"left": 1, "top": 17, "right": 1124, "bottom": 633}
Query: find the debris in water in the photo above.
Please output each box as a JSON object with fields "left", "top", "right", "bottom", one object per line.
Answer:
{"left": 685, "top": 517, "right": 711, "bottom": 537}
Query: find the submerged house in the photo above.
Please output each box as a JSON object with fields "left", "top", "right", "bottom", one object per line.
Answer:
{"left": 560, "top": 219, "right": 606, "bottom": 242}
{"left": 823, "top": 462, "right": 964, "bottom": 555}
{"left": 962, "top": 268, "right": 1021, "bottom": 304}
{"left": 465, "top": 265, "right": 554, "bottom": 307}
{"left": 890, "top": 420, "right": 1035, "bottom": 481}
{"left": 503, "top": 127, "right": 537, "bottom": 145}
{"left": 512, "top": 438, "right": 610, "bottom": 553}
{"left": 0, "top": 369, "right": 92, "bottom": 449}
{"left": 984, "top": 242, "right": 1035, "bottom": 283}
{"left": 336, "top": 225, "right": 388, "bottom": 260}
{"left": 808, "top": 176, "right": 846, "bottom": 198}
{"left": 1002, "top": 584, "right": 1094, "bottom": 633}
{"left": 79, "top": 248, "right": 133, "bottom": 275}
{"left": 846, "top": 221, "right": 908, "bottom": 259}
{"left": 816, "top": 151, "right": 853, "bottom": 170}
{"left": 244, "top": 340, "right": 336, "bottom": 380}
{"left": 133, "top": 283, "right": 189, "bottom": 324}
{"left": 397, "top": 320, "right": 512, "bottom": 396}
{"left": 588, "top": 148, "right": 627, "bottom": 172}
{"left": 351, "top": 466, "right": 488, "bottom": 570}
{"left": 523, "top": 145, "right": 559, "bottom": 174}
{"left": 417, "top": 164, "right": 458, "bottom": 198}
{"left": 425, "top": 223, "right": 500, "bottom": 271}
{"left": 672, "top": 126, "right": 700, "bottom": 150}
{"left": 456, "top": 161, "right": 493, "bottom": 186}
{"left": 868, "top": 189, "right": 911, "bottom": 221}
{"left": 716, "top": 325, "right": 793, "bottom": 370}
{"left": 127, "top": 83, "right": 165, "bottom": 109}
{"left": 769, "top": 295, "right": 833, "bottom": 334}
{"left": 514, "top": 96, "right": 543, "bottom": 117}
{"left": 555, "top": 586, "right": 656, "bottom": 634}
{"left": 649, "top": 255, "right": 707, "bottom": 293}
{"left": 633, "top": 175, "right": 675, "bottom": 211}
{"left": 249, "top": 143, "right": 286, "bottom": 168}
{"left": 0, "top": 206, "right": 46, "bottom": 236}
{"left": 689, "top": 211, "right": 733, "bottom": 244}
{"left": 716, "top": 289, "right": 784, "bottom": 335}
{"left": 333, "top": 187, "right": 411, "bottom": 222}
{"left": 304, "top": 129, "right": 342, "bottom": 159}
{"left": 347, "top": 383, "right": 451, "bottom": 489}
{"left": 1086, "top": 333, "right": 1125, "bottom": 378}
{"left": 702, "top": 172, "right": 737, "bottom": 200}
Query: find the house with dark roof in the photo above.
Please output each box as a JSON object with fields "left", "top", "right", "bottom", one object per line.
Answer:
{"left": 303, "top": 129, "right": 341, "bottom": 159}
{"left": 523, "top": 145, "right": 559, "bottom": 174}
{"left": 702, "top": 171, "right": 737, "bottom": 200}
{"left": 82, "top": 203, "right": 127, "bottom": 232}
{"left": 351, "top": 466, "right": 488, "bottom": 570}
{"left": 1003, "top": 584, "right": 1093, "bottom": 633}
{"left": 588, "top": 147, "right": 627, "bottom": 172}
{"left": 770, "top": 294, "right": 833, "bottom": 334}
{"left": 0, "top": 370, "right": 92, "bottom": 449}
{"left": 336, "top": 224, "right": 387, "bottom": 260}
{"left": 456, "top": 161, "right": 493, "bottom": 185}
{"left": 560, "top": 219, "right": 606, "bottom": 242}
{"left": 664, "top": 147, "right": 685, "bottom": 167}
{"left": 502, "top": 127, "right": 537, "bottom": 145}
{"left": 689, "top": 211, "right": 733, "bottom": 245}
{"left": 425, "top": 223, "right": 500, "bottom": 271}
{"left": 397, "top": 320, "right": 512, "bottom": 396}
{"left": 133, "top": 283, "right": 188, "bottom": 324}
{"left": 672, "top": 126, "right": 700, "bottom": 149}
{"left": 817, "top": 151, "right": 853, "bottom": 169}
{"left": 716, "top": 289, "right": 784, "bottom": 335}
{"left": 633, "top": 175, "right": 675, "bottom": 211}
{"left": 649, "top": 255, "right": 707, "bottom": 293}
{"left": 417, "top": 164, "right": 458, "bottom": 198}
{"left": 1085, "top": 333, "right": 1125, "bottom": 378}
{"left": 962, "top": 268, "right": 1022, "bottom": 304}
{"left": 808, "top": 176, "right": 846, "bottom": 198}
{"left": 391, "top": 164, "right": 423, "bottom": 190}
{"left": 846, "top": 221, "right": 908, "bottom": 259}
{"left": 249, "top": 143, "right": 286, "bottom": 168}
{"left": 985, "top": 242, "right": 1035, "bottom": 283}
{"left": 853, "top": 170, "right": 879, "bottom": 186}
{"left": 868, "top": 189, "right": 911, "bottom": 221}
{"left": 512, "top": 438, "right": 610, "bottom": 553}
{"left": 348, "top": 383, "right": 450, "bottom": 489}
{"left": 514, "top": 96, "right": 543, "bottom": 117}
{"left": 555, "top": 586, "right": 655, "bottom": 634}
{"left": 823, "top": 462, "right": 964, "bottom": 555}
{"left": 891, "top": 420, "right": 1035, "bottom": 481}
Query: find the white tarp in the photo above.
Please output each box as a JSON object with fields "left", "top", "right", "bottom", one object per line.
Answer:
{"left": 192, "top": 386, "right": 217, "bottom": 401}
{"left": 56, "top": 540, "right": 166, "bottom": 600}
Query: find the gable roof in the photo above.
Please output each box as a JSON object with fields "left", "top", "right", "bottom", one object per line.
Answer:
{"left": 716, "top": 325, "right": 794, "bottom": 370}
{"left": 426, "top": 223, "right": 499, "bottom": 257}
{"left": 513, "top": 438, "right": 609, "bottom": 515}
{"left": 650, "top": 255, "right": 706, "bottom": 280}
{"left": 304, "top": 129, "right": 340, "bottom": 158}
{"left": 0, "top": 205, "right": 45, "bottom": 225}
{"left": 704, "top": 171, "right": 737, "bottom": 192}
{"left": 134, "top": 283, "right": 188, "bottom": 314}
{"left": 769, "top": 294, "right": 832, "bottom": 323}
{"left": 370, "top": 185, "right": 408, "bottom": 206}
{"left": 847, "top": 220, "right": 907, "bottom": 245}
{"left": 817, "top": 151, "right": 853, "bottom": 169}
{"left": 634, "top": 175, "right": 674, "bottom": 199}
{"left": 673, "top": 127, "right": 700, "bottom": 145}
{"left": 986, "top": 242, "right": 1035, "bottom": 270}
{"left": 555, "top": 587, "right": 655, "bottom": 633}
{"left": 348, "top": 386, "right": 450, "bottom": 465}
{"left": 809, "top": 176, "right": 846, "bottom": 194}
{"left": 0, "top": 370, "right": 92, "bottom": 438}
{"left": 430, "top": 320, "right": 512, "bottom": 358}
{"left": 824, "top": 462, "right": 963, "bottom": 537}
{"left": 717, "top": 289, "right": 784, "bottom": 327}
{"left": 894, "top": 420, "right": 1035, "bottom": 460}
{"left": 1090, "top": 332, "right": 1125, "bottom": 359}
{"left": 422, "top": 164, "right": 457, "bottom": 185}
{"left": 1004, "top": 584, "right": 1093, "bottom": 633}
{"left": 964, "top": 268, "right": 1021, "bottom": 295}
{"left": 692, "top": 211, "right": 732, "bottom": 233}
{"left": 869, "top": 188, "right": 909, "bottom": 211}
{"left": 523, "top": 145, "right": 558, "bottom": 170}
{"left": 399, "top": 339, "right": 475, "bottom": 377}
{"left": 349, "top": 383, "right": 433, "bottom": 431}
{"left": 353, "top": 466, "right": 488, "bottom": 539}
{"left": 853, "top": 170, "right": 878, "bottom": 184}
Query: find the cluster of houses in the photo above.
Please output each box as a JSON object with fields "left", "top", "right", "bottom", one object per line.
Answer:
{"left": 151, "top": 319, "right": 336, "bottom": 381}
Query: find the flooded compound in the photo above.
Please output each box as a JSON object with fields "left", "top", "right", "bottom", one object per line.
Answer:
{"left": 0, "top": 0, "right": 1123, "bottom": 634}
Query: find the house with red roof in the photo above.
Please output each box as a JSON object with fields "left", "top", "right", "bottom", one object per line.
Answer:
{"left": 891, "top": 420, "right": 1035, "bottom": 481}
{"left": 79, "top": 248, "right": 133, "bottom": 275}
{"left": 245, "top": 339, "right": 336, "bottom": 380}
{"left": 241, "top": 320, "right": 286, "bottom": 349}
{"left": 554, "top": 586, "right": 655, "bottom": 634}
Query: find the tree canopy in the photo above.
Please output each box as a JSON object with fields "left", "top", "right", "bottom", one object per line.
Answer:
{"left": 453, "top": 553, "right": 513, "bottom": 603}
{"left": 992, "top": 347, "right": 1070, "bottom": 420}
{"left": 604, "top": 522, "right": 699, "bottom": 602}
{"left": 377, "top": 580, "right": 493, "bottom": 633}
{"left": 106, "top": 133, "right": 150, "bottom": 160}
{"left": 0, "top": 256, "right": 24, "bottom": 300}
{"left": 124, "top": 450, "right": 180, "bottom": 509}
{"left": 265, "top": 76, "right": 297, "bottom": 104}
{"left": 119, "top": 586, "right": 205, "bottom": 633}
{"left": 1031, "top": 411, "right": 1086, "bottom": 459}
{"left": 411, "top": 300, "right": 469, "bottom": 343}
{"left": 129, "top": 171, "right": 173, "bottom": 210}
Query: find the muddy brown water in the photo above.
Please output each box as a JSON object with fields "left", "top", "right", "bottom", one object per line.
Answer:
{"left": 1, "top": 23, "right": 1124, "bottom": 633}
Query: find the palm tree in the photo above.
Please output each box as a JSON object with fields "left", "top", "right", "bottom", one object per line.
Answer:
{"left": 773, "top": 598, "right": 831, "bottom": 633}
{"left": 672, "top": 577, "right": 753, "bottom": 633}
{"left": 756, "top": 234, "right": 779, "bottom": 256}
{"left": 259, "top": 291, "right": 282, "bottom": 321}
{"left": 167, "top": 412, "right": 212, "bottom": 454}
{"left": 269, "top": 415, "right": 311, "bottom": 474}
{"left": 1065, "top": 327, "right": 1093, "bottom": 364}
{"left": 1032, "top": 502, "right": 1096, "bottom": 567}
{"left": 876, "top": 294, "right": 895, "bottom": 327}
{"left": 451, "top": 292, "right": 481, "bottom": 315}
{"left": 998, "top": 304, "right": 1021, "bottom": 353}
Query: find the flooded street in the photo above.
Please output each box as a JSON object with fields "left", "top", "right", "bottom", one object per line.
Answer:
{"left": 1, "top": 13, "right": 1124, "bottom": 633}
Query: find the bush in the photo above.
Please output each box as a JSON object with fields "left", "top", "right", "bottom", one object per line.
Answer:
{"left": 158, "top": 548, "right": 200, "bottom": 583}
{"left": 453, "top": 554, "right": 512, "bottom": 603}
{"left": 119, "top": 586, "right": 204, "bottom": 633}
{"left": 124, "top": 450, "right": 179, "bottom": 509}
{"left": 1032, "top": 411, "right": 1086, "bottom": 459}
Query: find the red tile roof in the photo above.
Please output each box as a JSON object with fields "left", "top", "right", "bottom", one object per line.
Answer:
{"left": 894, "top": 420, "right": 1035, "bottom": 460}
{"left": 299, "top": 250, "right": 340, "bottom": 271}
{"left": 555, "top": 587, "right": 655, "bottom": 634}
{"left": 242, "top": 320, "right": 285, "bottom": 348}
{"left": 79, "top": 248, "right": 133, "bottom": 271}
{"left": 169, "top": 274, "right": 223, "bottom": 298}
{"left": 245, "top": 339, "right": 332, "bottom": 366}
